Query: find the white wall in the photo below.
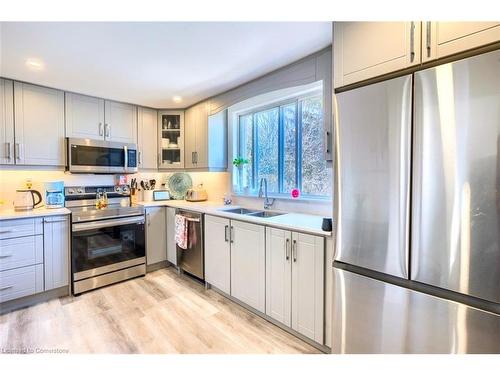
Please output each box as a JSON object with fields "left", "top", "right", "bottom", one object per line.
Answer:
{"left": 0, "top": 167, "right": 229, "bottom": 209}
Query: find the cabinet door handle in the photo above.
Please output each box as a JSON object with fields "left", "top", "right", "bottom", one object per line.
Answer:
{"left": 293, "top": 239, "right": 297, "bottom": 262}
{"left": 99, "top": 122, "right": 103, "bottom": 136}
{"left": 230, "top": 226, "right": 234, "bottom": 243}
{"left": 324, "top": 130, "right": 331, "bottom": 158}
{"left": 146, "top": 213, "right": 151, "bottom": 227}
{"left": 14, "top": 143, "right": 21, "bottom": 160}
{"left": 0, "top": 253, "right": 13, "bottom": 258}
{"left": 138, "top": 151, "right": 142, "bottom": 165}
{"left": 0, "top": 285, "right": 13, "bottom": 291}
{"left": 192, "top": 152, "right": 195, "bottom": 165}
{"left": 104, "top": 123, "right": 110, "bottom": 138}
{"left": 409, "top": 21, "right": 415, "bottom": 63}
{"left": 426, "top": 21, "right": 432, "bottom": 58}
{"left": 224, "top": 225, "right": 229, "bottom": 242}
{"left": 285, "top": 238, "right": 290, "bottom": 261}
{"left": 0, "top": 230, "right": 12, "bottom": 234}
{"left": 5, "top": 142, "right": 11, "bottom": 160}
{"left": 195, "top": 151, "right": 198, "bottom": 164}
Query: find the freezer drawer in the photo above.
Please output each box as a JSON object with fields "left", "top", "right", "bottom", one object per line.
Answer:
{"left": 334, "top": 74, "right": 412, "bottom": 278}
{"left": 412, "top": 49, "right": 500, "bottom": 303}
{"left": 332, "top": 268, "right": 500, "bottom": 354}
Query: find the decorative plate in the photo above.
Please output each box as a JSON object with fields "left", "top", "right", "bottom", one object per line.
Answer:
{"left": 168, "top": 173, "right": 193, "bottom": 199}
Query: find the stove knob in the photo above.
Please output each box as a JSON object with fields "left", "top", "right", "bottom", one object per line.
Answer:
{"left": 67, "top": 188, "right": 75, "bottom": 195}
{"left": 77, "top": 188, "right": 84, "bottom": 194}
{"left": 115, "top": 186, "right": 122, "bottom": 193}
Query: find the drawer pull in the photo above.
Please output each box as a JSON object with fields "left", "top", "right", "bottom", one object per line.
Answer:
{"left": 0, "top": 230, "right": 13, "bottom": 234}
{"left": 0, "top": 285, "right": 14, "bottom": 291}
{"left": 0, "top": 253, "right": 13, "bottom": 258}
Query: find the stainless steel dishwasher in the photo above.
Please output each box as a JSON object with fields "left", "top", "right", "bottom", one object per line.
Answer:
{"left": 176, "top": 209, "right": 204, "bottom": 280}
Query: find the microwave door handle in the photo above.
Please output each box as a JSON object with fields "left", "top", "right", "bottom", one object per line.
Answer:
{"left": 124, "top": 145, "right": 128, "bottom": 171}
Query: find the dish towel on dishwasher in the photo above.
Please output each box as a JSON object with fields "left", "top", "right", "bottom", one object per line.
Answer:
{"left": 175, "top": 214, "right": 188, "bottom": 250}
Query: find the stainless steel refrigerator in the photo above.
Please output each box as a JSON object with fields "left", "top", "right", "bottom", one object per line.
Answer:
{"left": 332, "top": 49, "right": 500, "bottom": 354}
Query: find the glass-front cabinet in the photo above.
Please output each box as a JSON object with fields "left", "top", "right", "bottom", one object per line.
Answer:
{"left": 158, "top": 110, "right": 184, "bottom": 169}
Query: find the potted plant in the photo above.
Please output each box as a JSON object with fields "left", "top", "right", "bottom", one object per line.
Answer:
{"left": 232, "top": 157, "right": 249, "bottom": 193}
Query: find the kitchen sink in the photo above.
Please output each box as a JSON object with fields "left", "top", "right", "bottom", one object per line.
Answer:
{"left": 219, "top": 208, "right": 261, "bottom": 215}
{"left": 245, "top": 211, "right": 286, "bottom": 218}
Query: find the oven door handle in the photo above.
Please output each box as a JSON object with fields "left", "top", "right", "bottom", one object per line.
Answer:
{"left": 72, "top": 215, "right": 145, "bottom": 232}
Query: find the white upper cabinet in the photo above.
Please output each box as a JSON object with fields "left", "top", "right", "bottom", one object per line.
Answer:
{"left": 104, "top": 100, "right": 137, "bottom": 143}
{"left": 204, "top": 215, "right": 231, "bottom": 294}
{"left": 230, "top": 220, "right": 266, "bottom": 313}
{"left": 14, "top": 82, "right": 65, "bottom": 166}
{"left": 184, "top": 104, "right": 197, "bottom": 169}
{"left": 334, "top": 22, "right": 421, "bottom": 88}
{"left": 423, "top": 22, "right": 500, "bottom": 62}
{"left": 0, "top": 79, "right": 14, "bottom": 165}
{"left": 184, "top": 101, "right": 226, "bottom": 170}
{"left": 65, "top": 93, "right": 105, "bottom": 140}
{"left": 291, "top": 232, "right": 324, "bottom": 344}
{"left": 137, "top": 107, "right": 158, "bottom": 169}
{"left": 334, "top": 22, "right": 500, "bottom": 88}
{"left": 66, "top": 94, "right": 137, "bottom": 144}
{"left": 158, "top": 110, "right": 184, "bottom": 169}
{"left": 184, "top": 100, "right": 209, "bottom": 169}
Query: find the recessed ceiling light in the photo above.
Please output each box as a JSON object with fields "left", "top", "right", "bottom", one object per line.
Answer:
{"left": 25, "top": 58, "right": 44, "bottom": 70}
{"left": 173, "top": 96, "right": 182, "bottom": 103}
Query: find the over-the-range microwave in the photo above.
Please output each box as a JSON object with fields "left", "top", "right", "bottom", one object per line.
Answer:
{"left": 66, "top": 138, "right": 138, "bottom": 174}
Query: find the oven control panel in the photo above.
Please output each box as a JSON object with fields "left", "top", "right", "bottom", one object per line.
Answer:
{"left": 65, "top": 185, "right": 130, "bottom": 200}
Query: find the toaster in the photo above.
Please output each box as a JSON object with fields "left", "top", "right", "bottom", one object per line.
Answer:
{"left": 185, "top": 185, "right": 208, "bottom": 202}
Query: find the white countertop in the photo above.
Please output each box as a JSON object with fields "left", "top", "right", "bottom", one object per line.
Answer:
{"left": 138, "top": 200, "right": 332, "bottom": 237}
{"left": 0, "top": 206, "right": 71, "bottom": 221}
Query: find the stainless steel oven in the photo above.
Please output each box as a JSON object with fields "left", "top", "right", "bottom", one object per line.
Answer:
{"left": 67, "top": 138, "right": 138, "bottom": 174}
{"left": 67, "top": 185, "right": 145, "bottom": 294}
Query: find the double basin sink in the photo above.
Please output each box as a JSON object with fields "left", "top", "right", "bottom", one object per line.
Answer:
{"left": 219, "top": 207, "right": 285, "bottom": 218}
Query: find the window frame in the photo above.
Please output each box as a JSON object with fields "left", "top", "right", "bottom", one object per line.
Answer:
{"left": 235, "top": 89, "right": 327, "bottom": 199}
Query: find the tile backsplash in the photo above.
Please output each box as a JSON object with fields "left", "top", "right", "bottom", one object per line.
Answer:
{"left": 0, "top": 168, "right": 330, "bottom": 217}
{"left": 0, "top": 168, "right": 229, "bottom": 209}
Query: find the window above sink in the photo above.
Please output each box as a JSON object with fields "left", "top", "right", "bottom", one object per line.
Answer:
{"left": 229, "top": 82, "right": 332, "bottom": 201}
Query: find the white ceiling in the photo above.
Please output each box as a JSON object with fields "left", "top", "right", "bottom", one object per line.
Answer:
{"left": 0, "top": 22, "right": 331, "bottom": 108}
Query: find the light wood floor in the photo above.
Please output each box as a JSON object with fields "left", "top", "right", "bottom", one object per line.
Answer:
{"left": 0, "top": 267, "right": 320, "bottom": 354}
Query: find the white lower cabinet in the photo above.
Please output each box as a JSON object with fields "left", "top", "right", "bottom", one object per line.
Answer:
{"left": 0, "top": 235, "right": 43, "bottom": 271}
{"left": 203, "top": 216, "right": 325, "bottom": 345}
{"left": 0, "top": 215, "right": 70, "bottom": 303}
{"left": 265, "top": 228, "right": 292, "bottom": 326}
{"left": 0, "top": 264, "right": 44, "bottom": 303}
{"left": 43, "top": 216, "right": 70, "bottom": 290}
{"left": 266, "top": 228, "right": 325, "bottom": 344}
{"left": 204, "top": 215, "right": 231, "bottom": 294}
{"left": 146, "top": 207, "right": 167, "bottom": 266}
{"left": 230, "top": 220, "right": 266, "bottom": 313}
{"left": 291, "top": 232, "right": 324, "bottom": 344}
{"left": 166, "top": 207, "right": 177, "bottom": 265}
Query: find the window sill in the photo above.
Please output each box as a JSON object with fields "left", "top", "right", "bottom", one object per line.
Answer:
{"left": 232, "top": 191, "right": 332, "bottom": 204}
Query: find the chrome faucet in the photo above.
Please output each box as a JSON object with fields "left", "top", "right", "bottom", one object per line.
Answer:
{"left": 258, "top": 178, "right": 275, "bottom": 210}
